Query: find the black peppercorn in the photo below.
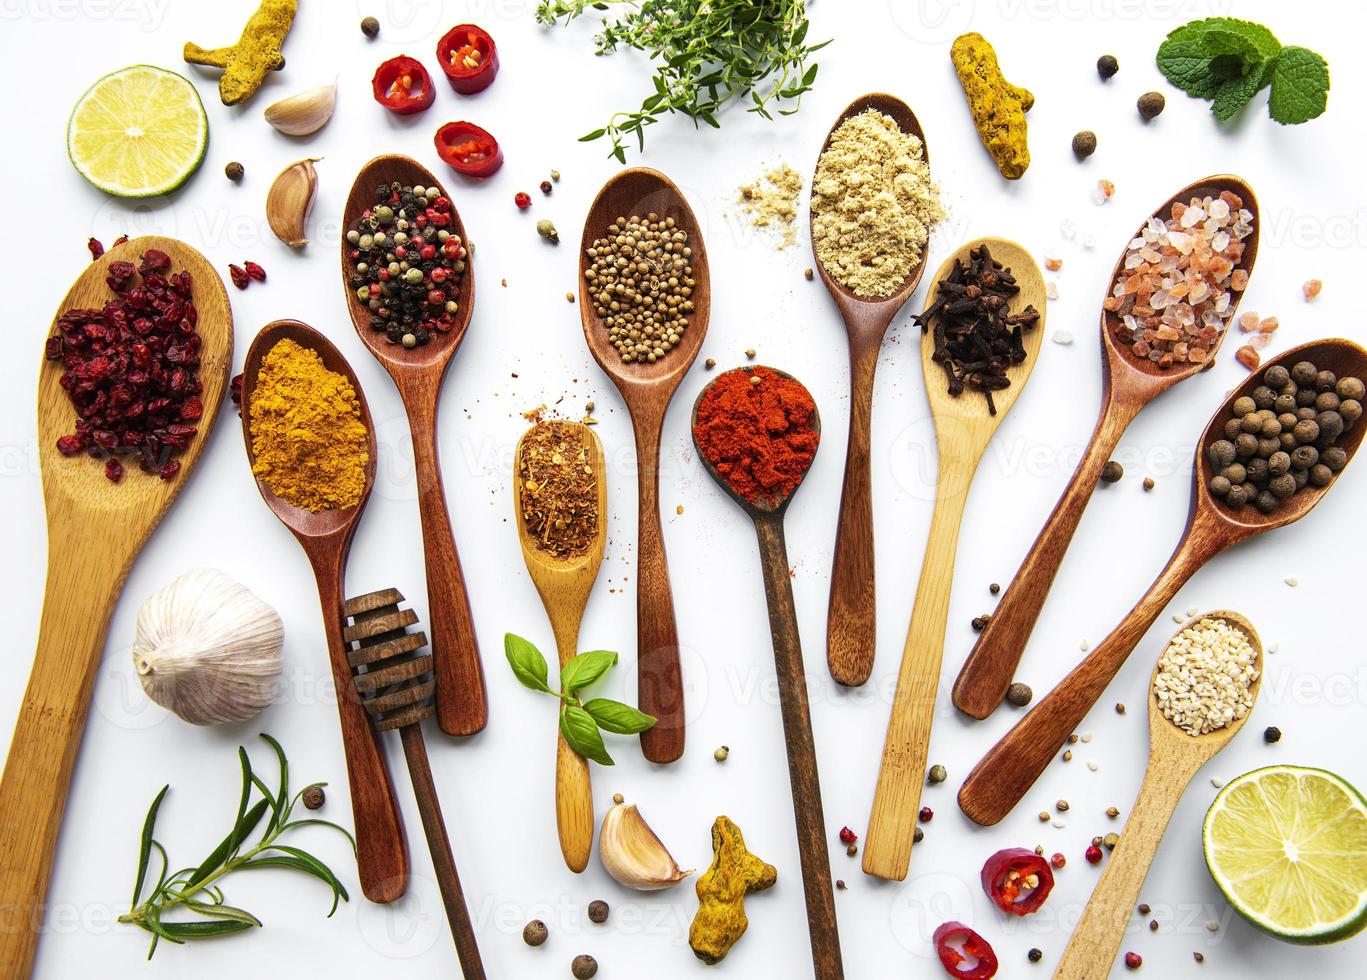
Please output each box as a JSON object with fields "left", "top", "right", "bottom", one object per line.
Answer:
{"left": 225, "top": 161, "right": 245, "bottom": 182}
{"left": 587, "top": 900, "right": 609, "bottom": 924}
{"left": 913, "top": 826, "right": 924, "bottom": 843}
{"left": 1137, "top": 91, "right": 1165, "bottom": 120}
{"left": 541, "top": 179, "right": 554, "bottom": 194}
{"left": 989, "top": 582, "right": 1001, "bottom": 595}
{"left": 572, "top": 954, "right": 598, "bottom": 978}
{"left": 1264, "top": 726, "right": 1282, "bottom": 743}
{"left": 1097, "top": 54, "right": 1119, "bottom": 79}
{"left": 928, "top": 764, "right": 948, "bottom": 784}
{"left": 523, "top": 919, "right": 549, "bottom": 946}
{"left": 1028, "top": 948, "right": 1044, "bottom": 963}
{"left": 1072, "top": 131, "right": 1097, "bottom": 160}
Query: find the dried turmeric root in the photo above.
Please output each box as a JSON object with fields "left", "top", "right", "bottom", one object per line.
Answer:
{"left": 951, "top": 32, "right": 1034, "bottom": 180}
{"left": 689, "top": 816, "right": 777, "bottom": 965}
{"left": 184, "top": 0, "right": 296, "bottom": 106}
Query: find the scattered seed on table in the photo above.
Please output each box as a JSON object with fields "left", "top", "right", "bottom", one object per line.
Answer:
{"left": 540, "top": 180, "right": 553, "bottom": 195}
{"left": 704, "top": 358, "right": 716, "bottom": 370}
{"left": 523, "top": 920, "right": 548, "bottom": 946}
{"left": 1097, "top": 54, "right": 1119, "bottom": 79}
{"left": 990, "top": 582, "right": 1000, "bottom": 595}
{"left": 1173, "top": 613, "right": 1184, "bottom": 623}
{"left": 1125, "top": 951, "right": 1142, "bottom": 969}
{"left": 1039, "top": 811, "right": 1050, "bottom": 822}
{"left": 1088, "top": 761, "right": 1099, "bottom": 772}
{"left": 1006, "top": 682, "right": 1033, "bottom": 707}
{"left": 588, "top": 900, "right": 609, "bottom": 924}
{"left": 1149, "top": 919, "right": 1159, "bottom": 932}
{"left": 745, "top": 348, "right": 756, "bottom": 359}
{"left": 1101, "top": 460, "right": 1124, "bottom": 483}
{"left": 913, "top": 827, "right": 924, "bottom": 843}
{"left": 1206, "top": 921, "right": 1219, "bottom": 932}
{"left": 1081, "top": 733, "right": 1093, "bottom": 743}
{"left": 1285, "top": 577, "right": 1299, "bottom": 587}
{"left": 1143, "top": 477, "right": 1155, "bottom": 490}
{"left": 1303, "top": 279, "right": 1322, "bottom": 301}
{"left": 714, "top": 745, "right": 729, "bottom": 762}
{"left": 847, "top": 842, "right": 858, "bottom": 856}
{"left": 1051, "top": 852, "right": 1067, "bottom": 869}
{"left": 360, "top": 15, "right": 380, "bottom": 37}
{"left": 1104, "top": 832, "right": 1119, "bottom": 850}
{"left": 804, "top": 267, "right": 814, "bottom": 280}
{"left": 836, "top": 879, "right": 847, "bottom": 890}
{"left": 1115, "top": 702, "right": 1126, "bottom": 715}
{"left": 1107, "top": 806, "right": 1120, "bottom": 818}
{"left": 1056, "top": 800, "right": 1070, "bottom": 812}
{"left": 1052, "top": 818, "right": 1066, "bottom": 829}
{"left": 1211, "top": 777, "right": 1224, "bottom": 788}
{"left": 566, "top": 292, "right": 575, "bottom": 302}
{"left": 1137, "top": 91, "right": 1165, "bottom": 120}
{"left": 225, "top": 161, "right": 245, "bottom": 182}
{"left": 919, "top": 806, "right": 933, "bottom": 822}
{"left": 572, "top": 954, "right": 598, "bottom": 979}
{"left": 1028, "top": 947, "right": 1043, "bottom": 962}
{"left": 1086, "top": 844, "right": 1103, "bottom": 864}
{"left": 302, "top": 786, "right": 325, "bottom": 810}
{"left": 1062, "top": 750, "right": 1073, "bottom": 762}
{"left": 551, "top": 169, "right": 561, "bottom": 182}
{"left": 928, "top": 764, "right": 947, "bottom": 784}
{"left": 1053, "top": 329, "right": 1076, "bottom": 345}
{"left": 1068, "top": 734, "right": 1079, "bottom": 744}
{"left": 1193, "top": 952, "right": 1204, "bottom": 963}
{"left": 1072, "top": 131, "right": 1097, "bottom": 160}
{"left": 1264, "top": 726, "right": 1281, "bottom": 743}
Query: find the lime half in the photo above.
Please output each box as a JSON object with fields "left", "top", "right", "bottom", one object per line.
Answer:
{"left": 67, "top": 65, "right": 208, "bottom": 198}
{"left": 1204, "top": 765, "right": 1367, "bottom": 944}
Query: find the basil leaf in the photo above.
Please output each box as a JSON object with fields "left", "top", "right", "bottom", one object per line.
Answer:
{"left": 504, "top": 633, "right": 552, "bottom": 693}
{"left": 560, "top": 705, "right": 614, "bottom": 766}
{"left": 131, "top": 785, "right": 169, "bottom": 907}
{"left": 560, "top": 650, "right": 618, "bottom": 694}
{"left": 1269, "top": 46, "right": 1330, "bottom": 124}
{"left": 583, "top": 698, "right": 656, "bottom": 735}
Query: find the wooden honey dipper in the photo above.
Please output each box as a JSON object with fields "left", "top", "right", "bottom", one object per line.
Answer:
{"left": 343, "top": 588, "right": 485, "bottom": 980}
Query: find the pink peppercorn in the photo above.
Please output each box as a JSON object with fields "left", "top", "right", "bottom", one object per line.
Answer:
{"left": 838, "top": 827, "right": 857, "bottom": 844}
{"left": 1085, "top": 845, "right": 1103, "bottom": 865}
{"left": 1050, "top": 853, "right": 1066, "bottom": 869}
{"left": 515, "top": 191, "right": 531, "bottom": 209}
{"left": 919, "top": 807, "right": 933, "bottom": 823}
{"left": 1124, "top": 952, "right": 1142, "bottom": 969}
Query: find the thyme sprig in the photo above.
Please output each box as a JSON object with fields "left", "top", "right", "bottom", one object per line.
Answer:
{"left": 535, "top": 0, "right": 828, "bottom": 161}
{"left": 118, "top": 734, "right": 355, "bottom": 959}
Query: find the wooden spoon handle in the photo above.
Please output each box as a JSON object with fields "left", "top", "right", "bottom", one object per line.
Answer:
{"left": 755, "top": 518, "right": 845, "bottom": 980}
{"left": 864, "top": 482, "right": 970, "bottom": 881}
{"left": 399, "top": 725, "right": 487, "bottom": 980}
{"left": 827, "top": 335, "right": 882, "bottom": 686}
{"left": 556, "top": 734, "right": 594, "bottom": 873}
{"left": 405, "top": 394, "right": 487, "bottom": 737}
{"left": 633, "top": 419, "right": 684, "bottom": 764}
{"left": 1054, "top": 751, "right": 1206, "bottom": 979}
{"left": 0, "top": 545, "right": 127, "bottom": 977}
{"left": 953, "top": 394, "right": 1141, "bottom": 718}
{"left": 958, "top": 522, "right": 1228, "bottom": 826}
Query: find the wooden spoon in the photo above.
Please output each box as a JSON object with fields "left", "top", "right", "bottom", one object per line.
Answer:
{"left": 691, "top": 367, "right": 842, "bottom": 980}
{"left": 863, "top": 239, "right": 1046, "bottom": 881}
{"left": 513, "top": 422, "right": 608, "bottom": 872}
{"left": 1055, "top": 610, "right": 1262, "bottom": 979}
{"left": 240, "top": 319, "right": 408, "bottom": 902}
{"left": 952, "top": 176, "right": 1259, "bottom": 719}
{"left": 959, "top": 337, "right": 1367, "bottom": 826}
{"left": 812, "top": 92, "right": 934, "bottom": 688}
{"left": 0, "top": 237, "right": 231, "bottom": 978}
{"left": 578, "top": 168, "right": 710, "bottom": 764}
{"left": 342, "top": 154, "right": 487, "bottom": 738}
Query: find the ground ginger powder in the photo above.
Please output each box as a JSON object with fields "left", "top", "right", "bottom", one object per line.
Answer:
{"left": 249, "top": 338, "right": 369, "bottom": 512}
{"left": 736, "top": 163, "right": 803, "bottom": 248}
{"left": 811, "top": 110, "right": 944, "bottom": 297}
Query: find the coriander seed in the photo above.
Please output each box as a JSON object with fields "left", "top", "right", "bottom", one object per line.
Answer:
{"left": 585, "top": 212, "right": 695, "bottom": 364}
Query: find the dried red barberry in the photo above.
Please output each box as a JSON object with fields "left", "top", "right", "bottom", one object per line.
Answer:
{"left": 244, "top": 260, "right": 267, "bottom": 282}
{"left": 514, "top": 191, "right": 531, "bottom": 209}
{"left": 112, "top": 234, "right": 129, "bottom": 247}
{"left": 838, "top": 826, "right": 858, "bottom": 845}
{"left": 88, "top": 238, "right": 105, "bottom": 261}
{"left": 105, "top": 458, "right": 124, "bottom": 482}
{"left": 228, "top": 263, "right": 250, "bottom": 289}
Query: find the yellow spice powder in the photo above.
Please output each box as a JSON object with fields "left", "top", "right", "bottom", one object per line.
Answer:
{"left": 736, "top": 163, "right": 803, "bottom": 249}
{"left": 249, "top": 338, "right": 369, "bottom": 512}
{"left": 811, "top": 109, "right": 944, "bottom": 297}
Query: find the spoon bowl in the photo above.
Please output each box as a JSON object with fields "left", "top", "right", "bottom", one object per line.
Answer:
{"left": 578, "top": 167, "right": 710, "bottom": 764}
{"left": 811, "top": 92, "right": 934, "bottom": 688}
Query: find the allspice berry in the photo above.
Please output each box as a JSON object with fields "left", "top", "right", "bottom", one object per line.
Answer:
{"left": 523, "top": 919, "right": 549, "bottom": 946}
{"left": 588, "top": 899, "right": 610, "bottom": 924}
{"left": 572, "top": 954, "right": 598, "bottom": 978}
{"left": 1101, "top": 460, "right": 1124, "bottom": 483}
{"left": 301, "top": 785, "right": 325, "bottom": 810}
{"left": 1072, "top": 131, "right": 1097, "bottom": 160}
{"left": 225, "top": 161, "right": 245, "bottom": 182}
{"left": 1006, "top": 682, "right": 1033, "bottom": 707}
{"left": 360, "top": 15, "right": 380, "bottom": 38}
{"left": 1097, "top": 54, "right": 1119, "bottom": 79}
{"left": 1138, "top": 91, "right": 1166, "bottom": 121}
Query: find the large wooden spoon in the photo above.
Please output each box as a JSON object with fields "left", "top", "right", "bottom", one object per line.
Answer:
{"left": 240, "top": 319, "right": 408, "bottom": 902}
{"left": 952, "top": 176, "right": 1258, "bottom": 719}
{"left": 0, "top": 238, "right": 231, "bottom": 978}
{"left": 513, "top": 422, "right": 608, "bottom": 872}
{"left": 691, "top": 367, "right": 842, "bottom": 980}
{"left": 863, "top": 239, "right": 1046, "bottom": 881}
{"left": 342, "top": 154, "right": 487, "bottom": 738}
{"left": 1055, "top": 610, "right": 1262, "bottom": 979}
{"left": 959, "top": 337, "right": 1367, "bottom": 826}
{"left": 578, "top": 168, "right": 710, "bottom": 764}
{"left": 812, "top": 92, "right": 934, "bottom": 688}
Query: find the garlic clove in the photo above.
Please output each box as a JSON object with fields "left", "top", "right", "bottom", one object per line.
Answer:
{"left": 133, "top": 568, "right": 284, "bottom": 726}
{"left": 598, "top": 794, "right": 693, "bottom": 891}
{"left": 264, "top": 81, "right": 338, "bottom": 137}
{"left": 267, "top": 157, "right": 319, "bottom": 248}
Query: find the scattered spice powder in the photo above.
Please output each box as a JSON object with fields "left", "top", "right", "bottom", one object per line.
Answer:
{"left": 736, "top": 163, "right": 803, "bottom": 248}
{"left": 517, "top": 420, "right": 599, "bottom": 559}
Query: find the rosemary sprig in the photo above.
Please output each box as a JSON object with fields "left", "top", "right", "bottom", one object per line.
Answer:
{"left": 535, "top": 0, "right": 829, "bottom": 161}
{"left": 119, "top": 734, "right": 355, "bottom": 959}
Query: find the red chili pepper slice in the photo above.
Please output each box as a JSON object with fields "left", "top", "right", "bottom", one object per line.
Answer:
{"left": 371, "top": 56, "right": 436, "bottom": 115}
{"left": 980, "top": 847, "right": 1055, "bottom": 916}
{"left": 436, "top": 24, "right": 499, "bottom": 94}
{"left": 933, "top": 922, "right": 998, "bottom": 979}
{"left": 434, "top": 121, "right": 503, "bottom": 179}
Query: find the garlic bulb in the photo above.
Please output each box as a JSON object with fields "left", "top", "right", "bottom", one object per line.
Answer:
{"left": 264, "top": 82, "right": 338, "bottom": 136}
{"left": 598, "top": 793, "right": 693, "bottom": 890}
{"left": 133, "top": 568, "right": 283, "bottom": 725}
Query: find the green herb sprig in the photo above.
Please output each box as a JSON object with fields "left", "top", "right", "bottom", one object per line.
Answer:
{"left": 119, "top": 734, "right": 354, "bottom": 959}
{"left": 534, "top": 0, "right": 829, "bottom": 161}
{"left": 505, "top": 633, "right": 656, "bottom": 763}
{"left": 1156, "top": 17, "right": 1329, "bottom": 124}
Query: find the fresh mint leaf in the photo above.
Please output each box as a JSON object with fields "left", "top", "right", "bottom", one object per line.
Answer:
{"left": 1200, "top": 17, "right": 1281, "bottom": 61}
{"left": 1212, "top": 61, "right": 1273, "bottom": 122}
{"left": 583, "top": 698, "right": 656, "bottom": 735}
{"left": 1157, "top": 21, "right": 1228, "bottom": 97}
{"left": 504, "top": 633, "right": 552, "bottom": 694}
{"left": 560, "top": 705, "right": 614, "bottom": 765}
{"left": 1269, "top": 46, "right": 1329, "bottom": 124}
{"left": 561, "top": 650, "right": 618, "bottom": 694}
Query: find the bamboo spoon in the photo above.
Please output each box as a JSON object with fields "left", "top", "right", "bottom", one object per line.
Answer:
{"left": 952, "top": 176, "right": 1259, "bottom": 719}
{"left": 240, "top": 319, "right": 408, "bottom": 902}
{"left": 691, "top": 367, "right": 843, "bottom": 980}
{"left": 0, "top": 238, "right": 231, "bottom": 979}
{"left": 864, "top": 239, "right": 1046, "bottom": 881}
{"left": 342, "top": 154, "right": 487, "bottom": 738}
{"left": 513, "top": 423, "right": 608, "bottom": 872}
{"left": 812, "top": 92, "right": 934, "bottom": 688}
{"left": 578, "top": 168, "right": 710, "bottom": 764}
{"left": 1054, "top": 609, "right": 1262, "bottom": 979}
{"left": 959, "top": 338, "right": 1367, "bottom": 827}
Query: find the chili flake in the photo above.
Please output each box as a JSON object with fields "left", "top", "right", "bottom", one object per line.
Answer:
{"left": 518, "top": 420, "right": 599, "bottom": 559}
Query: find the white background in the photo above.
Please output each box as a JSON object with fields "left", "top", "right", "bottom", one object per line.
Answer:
{"left": 1, "top": 0, "right": 1364, "bottom": 977}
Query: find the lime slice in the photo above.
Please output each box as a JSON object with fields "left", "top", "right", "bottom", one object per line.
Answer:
{"left": 67, "top": 65, "right": 208, "bottom": 198}
{"left": 1204, "top": 765, "right": 1367, "bottom": 944}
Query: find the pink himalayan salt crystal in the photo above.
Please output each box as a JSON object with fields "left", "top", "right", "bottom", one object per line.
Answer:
{"left": 1045, "top": 257, "right": 1063, "bottom": 271}
{"left": 1235, "top": 344, "right": 1260, "bottom": 370}
{"left": 1258, "top": 316, "right": 1279, "bottom": 334}
{"left": 1303, "top": 279, "right": 1322, "bottom": 301}
{"left": 1239, "top": 311, "right": 1260, "bottom": 332}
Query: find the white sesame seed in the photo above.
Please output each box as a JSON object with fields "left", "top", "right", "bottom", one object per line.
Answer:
{"left": 1155, "top": 618, "right": 1258, "bottom": 737}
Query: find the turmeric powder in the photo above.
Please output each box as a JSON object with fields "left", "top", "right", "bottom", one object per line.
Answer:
{"left": 248, "top": 338, "right": 369, "bottom": 512}
{"left": 185, "top": 0, "right": 297, "bottom": 106}
{"left": 951, "top": 33, "right": 1034, "bottom": 180}
{"left": 689, "top": 816, "right": 777, "bottom": 965}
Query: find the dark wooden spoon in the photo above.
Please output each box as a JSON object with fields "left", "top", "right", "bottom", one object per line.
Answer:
{"left": 958, "top": 337, "right": 1367, "bottom": 826}
{"left": 691, "top": 367, "right": 842, "bottom": 980}
{"left": 811, "top": 92, "right": 934, "bottom": 688}
{"left": 952, "top": 176, "right": 1259, "bottom": 719}
{"left": 342, "top": 154, "right": 487, "bottom": 738}
{"left": 240, "top": 319, "right": 408, "bottom": 901}
{"left": 579, "top": 167, "right": 710, "bottom": 764}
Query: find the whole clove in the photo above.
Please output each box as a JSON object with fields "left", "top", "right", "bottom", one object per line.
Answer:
{"left": 914, "top": 244, "right": 1040, "bottom": 415}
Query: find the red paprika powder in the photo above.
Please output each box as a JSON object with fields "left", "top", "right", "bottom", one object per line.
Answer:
{"left": 693, "top": 367, "right": 819, "bottom": 505}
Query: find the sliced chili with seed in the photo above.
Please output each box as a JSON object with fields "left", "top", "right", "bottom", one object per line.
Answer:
{"left": 933, "top": 921, "right": 998, "bottom": 979}
{"left": 437, "top": 24, "right": 498, "bottom": 94}
{"left": 981, "top": 847, "right": 1054, "bottom": 916}
{"left": 372, "top": 56, "right": 436, "bottom": 115}
{"left": 434, "top": 121, "right": 503, "bottom": 178}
